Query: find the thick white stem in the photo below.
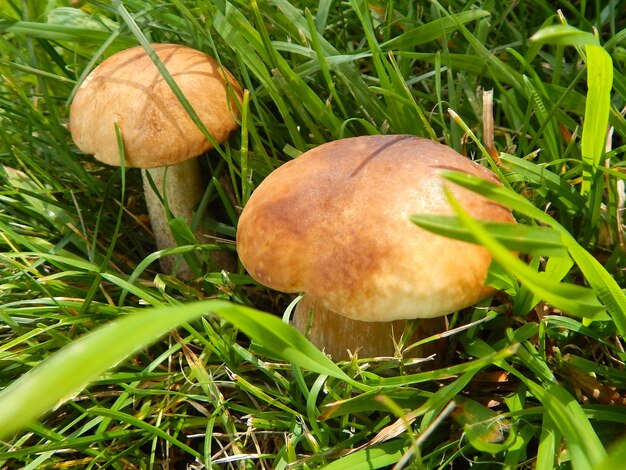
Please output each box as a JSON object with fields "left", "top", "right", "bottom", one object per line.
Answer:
{"left": 142, "top": 159, "right": 205, "bottom": 279}
{"left": 293, "top": 294, "right": 446, "bottom": 364}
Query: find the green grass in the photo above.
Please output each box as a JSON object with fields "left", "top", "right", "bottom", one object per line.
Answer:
{"left": 1, "top": 0, "right": 626, "bottom": 468}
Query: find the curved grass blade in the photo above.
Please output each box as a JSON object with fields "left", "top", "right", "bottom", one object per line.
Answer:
{"left": 113, "top": 1, "right": 232, "bottom": 155}
{"left": 441, "top": 187, "right": 604, "bottom": 319}
{"left": 380, "top": 9, "right": 490, "bottom": 51}
{"left": 442, "top": 171, "right": 626, "bottom": 336}
{"left": 0, "top": 301, "right": 354, "bottom": 440}
{"left": 410, "top": 215, "right": 568, "bottom": 257}
{"left": 530, "top": 24, "right": 600, "bottom": 48}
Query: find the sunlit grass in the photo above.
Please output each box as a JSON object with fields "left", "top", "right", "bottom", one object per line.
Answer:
{"left": 1, "top": 0, "right": 626, "bottom": 468}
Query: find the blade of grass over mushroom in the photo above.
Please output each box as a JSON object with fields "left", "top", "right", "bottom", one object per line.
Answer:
{"left": 442, "top": 170, "right": 626, "bottom": 336}
{"left": 410, "top": 215, "right": 568, "bottom": 257}
{"left": 442, "top": 171, "right": 570, "bottom": 229}
{"left": 441, "top": 187, "right": 604, "bottom": 319}
{"left": 113, "top": 2, "right": 227, "bottom": 155}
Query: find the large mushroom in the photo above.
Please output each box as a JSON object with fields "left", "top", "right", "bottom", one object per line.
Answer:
{"left": 70, "top": 43, "right": 242, "bottom": 277}
{"left": 236, "top": 135, "right": 515, "bottom": 361}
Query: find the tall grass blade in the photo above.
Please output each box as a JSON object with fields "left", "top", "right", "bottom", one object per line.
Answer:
{"left": 580, "top": 44, "right": 612, "bottom": 195}
{"left": 440, "top": 187, "right": 604, "bottom": 319}
{"left": 442, "top": 171, "right": 626, "bottom": 335}
{"left": 530, "top": 24, "right": 613, "bottom": 195}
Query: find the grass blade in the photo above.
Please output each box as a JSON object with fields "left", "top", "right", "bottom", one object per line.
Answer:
{"left": 580, "top": 44, "right": 613, "bottom": 195}
{"left": 442, "top": 171, "right": 626, "bottom": 334}
{"left": 411, "top": 215, "right": 568, "bottom": 257}
{"left": 530, "top": 24, "right": 613, "bottom": 195}
{"left": 0, "top": 301, "right": 354, "bottom": 440}
{"left": 380, "top": 10, "right": 490, "bottom": 50}
{"left": 441, "top": 187, "right": 604, "bottom": 319}
{"left": 322, "top": 439, "right": 407, "bottom": 470}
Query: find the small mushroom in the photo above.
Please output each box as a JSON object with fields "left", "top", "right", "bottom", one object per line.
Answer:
{"left": 236, "top": 135, "right": 515, "bottom": 361}
{"left": 70, "top": 43, "right": 242, "bottom": 277}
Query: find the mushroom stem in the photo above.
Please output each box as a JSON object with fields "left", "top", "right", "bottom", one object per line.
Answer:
{"left": 292, "top": 294, "right": 446, "bottom": 364}
{"left": 141, "top": 158, "right": 213, "bottom": 279}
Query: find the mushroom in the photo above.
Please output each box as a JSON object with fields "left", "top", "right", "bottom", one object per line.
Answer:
{"left": 70, "top": 43, "right": 242, "bottom": 277}
{"left": 236, "top": 135, "right": 515, "bottom": 361}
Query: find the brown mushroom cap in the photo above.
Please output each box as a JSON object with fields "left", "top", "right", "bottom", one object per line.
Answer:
{"left": 69, "top": 44, "right": 242, "bottom": 168}
{"left": 237, "top": 135, "right": 515, "bottom": 322}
